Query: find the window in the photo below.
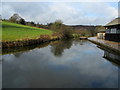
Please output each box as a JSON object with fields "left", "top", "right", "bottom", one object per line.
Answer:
{"left": 111, "top": 28, "right": 116, "bottom": 33}
{"left": 106, "top": 29, "right": 110, "bottom": 33}
{"left": 116, "top": 29, "right": 120, "bottom": 33}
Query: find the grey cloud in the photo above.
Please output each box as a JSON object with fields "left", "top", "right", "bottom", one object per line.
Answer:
{"left": 2, "top": 2, "right": 118, "bottom": 25}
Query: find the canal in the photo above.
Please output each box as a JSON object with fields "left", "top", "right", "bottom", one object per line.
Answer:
{"left": 1, "top": 39, "right": 120, "bottom": 88}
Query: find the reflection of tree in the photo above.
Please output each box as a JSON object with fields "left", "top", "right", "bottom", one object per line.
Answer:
{"left": 14, "top": 52, "right": 23, "bottom": 58}
{"left": 79, "top": 40, "right": 87, "bottom": 45}
{"left": 50, "top": 39, "right": 73, "bottom": 57}
{"left": 73, "top": 39, "right": 87, "bottom": 46}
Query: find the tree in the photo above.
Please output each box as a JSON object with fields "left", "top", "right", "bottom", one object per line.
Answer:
{"left": 36, "top": 22, "right": 40, "bottom": 27}
{"left": 30, "top": 21, "right": 35, "bottom": 26}
{"left": 55, "top": 19, "right": 63, "bottom": 24}
{"left": 49, "top": 19, "right": 63, "bottom": 31}
{"left": 9, "top": 13, "right": 22, "bottom": 23}
{"left": 26, "top": 21, "right": 35, "bottom": 26}
{"left": 60, "top": 25, "right": 73, "bottom": 39}
{"left": 19, "top": 18, "right": 26, "bottom": 25}
{"left": 0, "top": 15, "right": 2, "bottom": 20}
{"left": 88, "top": 27, "right": 96, "bottom": 37}
{"left": 49, "top": 20, "right": 73, "bottom": 39}
{"left": 9, "top": 13, "right": 26, "bottom": 25}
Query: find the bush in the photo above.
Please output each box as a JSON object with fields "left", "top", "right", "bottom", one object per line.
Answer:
{"left": 19, "top": 18, "right": 26, "bottom": 25}
{"left": 60, "top": 26, "right": 73, "bottom": 39}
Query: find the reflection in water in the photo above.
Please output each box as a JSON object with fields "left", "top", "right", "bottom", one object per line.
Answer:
{"left": 73, "top": 39, "right": 86, "bottom": 46}
{"left": 98, "top": 46, "right": 120, "bottom": 67}
{"left": 2, "top": 39, "right": 119, "bottom": 88}
{"left": 2, "top": 42, "right": 50, "bottom": 55}
{"left": 50, "top": 39, "right": 73, "bottom": 57}
{"left": 104, "top": 51, "right": 120, "bottom": 61}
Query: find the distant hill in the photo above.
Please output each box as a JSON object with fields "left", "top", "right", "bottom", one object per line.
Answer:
{"left": 69, "top": 25, "right": 96, "bottom": 31}
{"left": 68, "top": 25, "right": 105, "bottom": 36}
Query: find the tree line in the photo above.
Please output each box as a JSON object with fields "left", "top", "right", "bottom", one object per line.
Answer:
{"left": 2, "top": 13, "right": 105, "bottom": 38}
{"left": 2, "top": 13, "right": 49, "bottom": 29}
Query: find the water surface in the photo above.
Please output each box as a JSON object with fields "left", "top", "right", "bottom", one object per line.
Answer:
{"left": 1, "top": 39, "right": 120, "bottom": 88}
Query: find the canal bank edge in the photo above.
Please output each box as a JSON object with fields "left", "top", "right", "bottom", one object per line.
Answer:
{"left": 1, "top": 36, "right": 61, "bottom": 48}
{"left": 88, "top": 38, "right": 120, "bottom": 55}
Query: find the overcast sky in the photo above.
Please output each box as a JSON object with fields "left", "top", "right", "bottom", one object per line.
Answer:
{"left": 1, "top": 2, "right": 119, "bottom": 25}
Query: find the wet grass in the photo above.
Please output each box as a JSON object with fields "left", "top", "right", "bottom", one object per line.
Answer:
{"left": 2, "top": 21, "right": 53, "bottom": 41}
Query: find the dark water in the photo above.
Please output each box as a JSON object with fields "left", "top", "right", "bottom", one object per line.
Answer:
{"left": 1, "top": 39, "right": 120, "bottom": 88}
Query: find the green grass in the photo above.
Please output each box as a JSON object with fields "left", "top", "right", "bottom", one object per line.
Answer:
{"left": 2, "top": 21, "right": 53, "bottom": 41}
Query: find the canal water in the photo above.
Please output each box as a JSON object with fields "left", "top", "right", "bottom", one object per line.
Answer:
{"left": 1, "top": 39, "right": 120, "bottom": 88}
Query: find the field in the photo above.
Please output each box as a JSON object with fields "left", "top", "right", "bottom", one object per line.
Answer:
{"left": 2, "top": 21, "right": 53, "bottom": 41}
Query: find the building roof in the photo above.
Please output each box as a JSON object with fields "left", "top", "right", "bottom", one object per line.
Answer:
{"left": 105, "top": 17, "right": 120, "bottom": 26}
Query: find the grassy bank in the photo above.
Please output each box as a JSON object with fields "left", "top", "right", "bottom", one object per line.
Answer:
{"left": 2, "top": 21, "right": 53, "bottom": 41}
{"left": 1, "top": 21, "right": 63, "bottom": 48}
